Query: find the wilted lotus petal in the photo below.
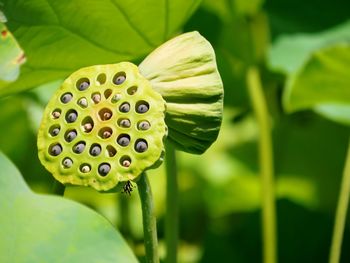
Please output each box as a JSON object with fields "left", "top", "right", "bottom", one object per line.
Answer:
{"left": 139, "top": 31, "right": 223, "bottom": 154}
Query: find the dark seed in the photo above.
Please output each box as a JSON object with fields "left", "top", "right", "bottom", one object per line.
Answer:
{"left": 66, "top": 130, "right": 77, "bottom": 142}
{"left": 135, "top": 140, "right": 148, "bottom": 153}
{"left": 62, "top": 158, "right": 73, "bottom": 168}
{"left": 137, "top": 103, "right": 149, "bottom": 113}
{"left": 114, "top": 75, "right": 126, "bottom": 85}
{"left": 50, "top": 144, "right": 62, "bottom": 156}
{"left": 98, "top": 163, "right": 111, "bottom": 176}
{"left": 120, "top": 119, "right": 131, "bottom": 128}
{"left": 73, "top": 142, "right": 85, "bottom": 153}
{"left": 90, "top": 144, "right": 101, "bottom": 156}
{"left": 119, "top": 103, "right": 130, "bottom": 113}
{"left": 51, "top": 127, "right": 60, "bottom": 136}
{"left": 118, "top": 135, "right": 130, "bottom": 146}
{"left": 138, "top": 121, "right": 150, "bottom": 130}
{"left": 61, "top": 93, "right": 73, "bottom": 103}
{"left": 79, "top": 81, "right": 90, "bottom": 91}
{"left": 66, "top": 111, "right": 78, "bottom": 123}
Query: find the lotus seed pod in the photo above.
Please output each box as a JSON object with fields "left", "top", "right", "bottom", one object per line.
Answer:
{"left": 65, "top": 130, "right": 77, "bottom": 142}
{"left": 136, "top": 101, "right": 149, "bottom": 113}
{"left": 119, "top": 118, "right": 131, "bottom": 128}
{"left": 52, "top": 110, "right": 61, "bottom": 119}
{"left": 78, "top": 97, "right": 88, "bottom": 108}
{"left": 38, "top": 62, "right": 167, "bottom": 191}
{"left": 90, "top": 144, "right": 101, "bottom": 156}
{"left": 61, "top": 93, "right": 73, "bottom": 103}
{"left": 119, "top": 102, "right": 130, "bottom": 113}
{"left": 62, "top": 158, "right": 73, "bottom": 168}
{"left": 112, "top": 94, "right": 122, "bottom": 103}
{"left": 139, "top": 31, "right": 224, "bottom": 154}
{"left": 138, "top": 121, "right": 150, "bottom": 130}
{"left": 73, "top": 142, "right": 85, "bottom": 153}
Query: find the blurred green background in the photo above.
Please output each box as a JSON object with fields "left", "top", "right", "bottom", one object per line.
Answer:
{"left": 1, "top": 0, "right": 350, "bottom": 262}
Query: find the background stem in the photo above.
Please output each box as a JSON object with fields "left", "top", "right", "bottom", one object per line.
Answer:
{"left": 52, "top": 180, "right": 65, "bottom": 196}
{"left": 137, "top": 173, "right": 159, "bottom": 263}
{"left": 247, "top": 67, "right": 277, "bottom": 263}
{"left": 165, "top": 143, "right": 178, "bottom": 263}
{"left": 329, "top": 139, "right": 350, "bottom": 263}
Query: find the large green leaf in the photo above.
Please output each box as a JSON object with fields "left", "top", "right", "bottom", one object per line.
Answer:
{"left": 268, "top": 20, "right": 350, "bottom": 74}
{"left": 0, "top": 22, "right": 25, "bottom": 87}
{"left": 1, "top": 0, "right": 201, "bottom": 97}
{"left": 283, "top": 44, "right": 350, "bottom": 124}
{"left": 264, "top": 0, "right": 350, "bottom": 37}
{"left": 0, "top": 152, "right": 138, "bottom": 263}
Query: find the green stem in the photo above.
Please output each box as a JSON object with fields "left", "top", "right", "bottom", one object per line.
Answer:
{"left": 52, "top": 180, "right": 65, "bottom": 196}
{"left": 137, "top": 173, "right": 159, "bottom": 263}
{"left": 165, "top": 143, "right": 178, "bottom": 263}
{"left": 119, "top": 194, "right": 131, "bottom": 239}
{"left": 247, "top": 67, "right": 277, "bottom": 263}
{"left": 329, "top": 139, "right": 350, "bottom": 263}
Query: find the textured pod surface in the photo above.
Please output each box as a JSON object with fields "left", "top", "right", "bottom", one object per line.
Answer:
{"left": 139, "top": 31, "right": 223, "bottom": 154}
{"left": 38, "top": 62, "right": 167, "bottom": 191}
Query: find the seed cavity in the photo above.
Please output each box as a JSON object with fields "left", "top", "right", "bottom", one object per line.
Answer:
{"left": 52, "top": 109, "right": 61, "bottom": 119}
{"left": 118, "top": 118, "right": 131, "bottom": 128}
{"left": 104, "top": 89, "right": 112, "bottom": 99}
{"left": 98, "top": 127, "right": 113, "bottom": 139}
{"left": 49, "top": 143, "right": 62, "bottom": 156}
{"left": 96, "top": 73, "right": 106, "bottom": 85}
{"left": 49, "top": 125, "right": 60, "bottom": 136}
{"left": 90, "top": 144, "right": 102, "bottom": 156}
{"left": 112, "top": 94, "right": 122, "bottom": 103}
{"left": 117, "top": 134, "right": 130, "bottom": 147}
{"left": 98, "top": 163, "right": 111, "bottom": 176}
{"left": 135, "top": 139, "right": 148, "bottom": 153}
{"left": 138, "top": 120, "right": 150, "bottom": 130}
{"left": 136, "top": 101, "right": 149, "bottom": 113}
{"left": 61, "top": 93, "right": 73, "bottom": 104}
{"left": 119, "top": 102, "right": 130, "bottom": 113}
{"left": 73, "top": 141, "right": 86, "bottom": 154}
{"left": 120, "top": 156, "right": 131, "bottom": 167}
{"left": 127, "top": 86, "right": 137, "bottom": 95}
{"left": 65, "top": 129, "right": 77, "bottom": 142}
{"left": 62, "top": 157, "right": 73, "bottom": 168}
{"left": 92, "top": 93, "right": 101, "bottom": 104}
{"left": 66, "top": 110, "right": 78, "bottom": 123}
{"left": 82, "top": 117, "right": 94, "bottom": 133}
{"left": 80, "top": 164, "right": 91, "bottom": 173}
{"left": 78, "top": 97, "right": 88, "bottom": 108}
{"left": 77, "top": 78, "right": 90, "bottom": 91}
{"left": 106, "top": 145, "right": 117, "bottom": 157}
{"left": 113, "top": 72, "right": 126, "bottom": 85}
{"left": 98, "top": 108, "right": 113, "bottom": 121}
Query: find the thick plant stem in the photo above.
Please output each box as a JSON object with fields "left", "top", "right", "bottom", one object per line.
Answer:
{"left": 119, "top": 194, "right": 131, "bottom": 239}
{"left": 52, "top": 180, "right": 65, "bottom": 196}
{"left": 137, "top": 173, "right": 159, "bottom": 263}
{"left": 165, "top": 143, "right": 178, "bottom": 263}
{"left": 329, "top": 139, "right": 350, "bottom": 263}
{"left": 247, "top": 67, "right": 277, "bottom": 263}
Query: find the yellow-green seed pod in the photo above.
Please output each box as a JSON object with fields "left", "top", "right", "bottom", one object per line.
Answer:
{"left": 38, "top": 62, "right": 167, "bottom": 191}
